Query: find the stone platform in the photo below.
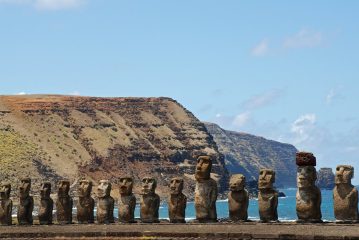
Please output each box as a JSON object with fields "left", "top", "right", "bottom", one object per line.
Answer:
{"left": 1, "top": 222, "right": 359, "bottom": 239}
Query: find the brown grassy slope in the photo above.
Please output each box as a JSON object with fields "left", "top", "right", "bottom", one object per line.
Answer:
{"left": 0, "top": 95, "right": 228, "bottom": 200}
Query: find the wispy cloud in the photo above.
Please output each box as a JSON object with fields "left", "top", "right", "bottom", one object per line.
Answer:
{"left": 251, "top": 39, "right": 269, "bottom": 57}
{"left": 0, "top": 0, "right": 86, "bottom": 10}
{"left": 242, "top": 89, "right": 283, "bottom": 110}
{"left": 290, "top": 113, "right": 316, "bottom": 145}
{"left": 326, "top": 86, "right": 344, "bottom": 105}
{"left": 283, "top": 29, "right": 323, "bottom": 49}
{"left": 16, "top": 92, "right": 27, "bottom": 95}
{"left": 232, "top": 112, "right": 251, "bottom": 128}
{"left": 69, "top": 90, "right": 80, "bottom": 96}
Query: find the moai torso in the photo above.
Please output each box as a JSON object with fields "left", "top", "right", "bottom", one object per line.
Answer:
{"left": 56, "top": 180, "right": 73, "bottom": 224}
{"left": 228, "top": 174, "right": 248, "bottom": 222}
{"left": 140, "top": 177, "right": 160, "bottom": 223}
{"left": 77, "top": 180, "right": 95, "bottom": 224}
{"left": 168, "top": 177, "right": 187, "bottom": 223}
{"left": 96, "top": 180, "right": 114, "bottom": 224}
{"left": 0, "top": 183, "right": 13, "bottom": 225}
{"left": 118, "top": 177, "right": 136, "bottom": 223}
{"left": 258, "top": 169, "right": 278, "bottom": 222}
{"left": 296, "top": 152, "right": 322, "bottom": 222}
{"left": 194, "top": 156, "right": 217, "bottom": 222}
{"left": 333, "top": 165, "right": 358, "bottom": 222}
{"left": 38, "top": 182, "right": 53, "bottom": 225}
{"left": 17, "top": 178, "right": 33, "bottom": 225}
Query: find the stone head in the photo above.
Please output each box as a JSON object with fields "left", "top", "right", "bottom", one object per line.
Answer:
{"left": 297, "top": 166, "right": 317, "bottom": 188}
{"left": 229, "top": 174, "right": 246, "bottom": 191}
{"left": 169, "top": 177, "right": 184, "bottom": 195}
{"left": 97, "top": 180, "right": 111, "bottom": 198}
{"left": 78, "top": 179, "right": 93, "bottom": 197}
{"left": 40, "top": 182, "right": 51, "bottom": 199}
{"left": 335, "top": 165, "right": 354, "bottom": 185}
{"left": 195, "top": 155, "right": 212, "bottom": 180}
{"left": 19, "top": 178, "right": 31, "bottom": 198}
{"left": 258, "top": 169, "right": 275, "bottom": 189}
{"left": 119, "top": 177, "right": 133, "bottom": 196}
{"left": 0, "top": 183, "right": 11, "bottom": 199}
{"left": 58, "top": 180, "right": 70, "bottom": 197}
{"left": 141, "top": 177, "right": 157, "bottom": 195}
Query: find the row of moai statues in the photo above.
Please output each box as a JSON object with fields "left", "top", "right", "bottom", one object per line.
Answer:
{"left": 1, "top": 154, "right": 358, "bottom": 225}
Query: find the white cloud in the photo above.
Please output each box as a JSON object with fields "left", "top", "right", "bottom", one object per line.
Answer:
{"left": 326, "top": 86, "right": 344, "bottom": 105}
{"left": 251, "top": 39, "right": 269, "bottom": 57}
{"left": 0, "top": 0, "right": 85, "bottom": 10}
{"left": 232, "top": 112, "right": 251, "bottom": 128}
{"left": 69, "top": 90, "right": 80, "bottom": 96}
{"left": 16, "top": 92, "right": 27, "bottom": 95}
{"left": 283, "top": 29, "right": 323, "bottom": 49}
{"left": 290, "top": 113, "right": 316, "bottom": 145}
{"left": 242, "top": 89, "right": 283, "bottom": 110}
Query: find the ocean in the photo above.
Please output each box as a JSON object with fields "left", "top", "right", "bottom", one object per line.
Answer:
{"left": 113, "top": 188, "right": 335, "bottom": 221}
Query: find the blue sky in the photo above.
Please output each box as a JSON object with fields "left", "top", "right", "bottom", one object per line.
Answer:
{"left": 1, "top": 1, "right": 359, "bottom": 182}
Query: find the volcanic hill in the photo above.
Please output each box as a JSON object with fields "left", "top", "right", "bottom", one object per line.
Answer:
{"left": 0, "top": 95, "right": 228, "bottom": 200}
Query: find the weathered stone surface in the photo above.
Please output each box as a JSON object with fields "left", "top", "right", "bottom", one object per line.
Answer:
{"left": 195, "top": 156, "right": 217, "bottom": 222}
{"left": 258, "top": 169, "right": 278, "bottom": 222}
{"left": 0, "top": 183, "right": 12, "bottom": 225}
{"left": 317, "top": 168, "right": 335, "bottom": 189}
{"left": 118, "top": 177, "right": 136, "bottom": 223}
{"left": 296, "top": 156, "right": 322, "bottom": 223}
{"left": 77, "top": 179, "right": 94, "bottom": 224}
{"left": 168, "top": 177, "right": 187, "bottom": 223}
{"left": 140, "top": 177, "right": 160, "bottom": 223}
{"left": 56, "top": 180, "right": 73, "bottom": 224}
{"left": 296, "top": 152, "right": 316, "bottom": 166}
{"left": 333, "top": 165, "right": 358, "bottom": 222}
{"left": 96, "top": 180, "right": 114, "bottom": 224}
{"left": 228, "top": 174, "right": 248, "bottom": 222}
{"left": 38, "top": 182, "right": 53, "bottom": 225}
{"left": 17, "top": 178, "right": 33, "bottom": 225}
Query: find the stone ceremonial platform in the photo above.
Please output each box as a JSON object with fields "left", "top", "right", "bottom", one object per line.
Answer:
{"left": 1, "top": 222, "right": 359, "bottom": 239}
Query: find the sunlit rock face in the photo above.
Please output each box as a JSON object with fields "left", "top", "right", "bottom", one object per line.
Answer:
{"left": 96, "top": 180, "right": 114, "bottom": 224}
{"left": 118, "top": 177, "right": 136, "bottom": 223}
{"left": 140, "top": 177, "right": 160, "bottom": 223}
{"left": 258, "top": 169, "right": 278, "bottom": 222}
{"left": 56, "top": 180, "right": 73, "bottom": 224}
{"left": 333, "top": 165, "right": 358, "bottom": 222}
{"left": 228, "top": 174, "right": 248, "bottom": 222}
{"left": 77, "top": 179, "right": 95, "bottom": 224}
{"left": 168, "top": 177, "right": 187, "bottom": 223}
{"left": 0, "top": 183, "right": 12, "bottom": 226}
{"left": 295, "top": 152, "right": 322, "bottom": 223}
{"left": 17, "top": 178, "right": 33, "bottom": 225}
{"left": 194, "top": 156, "right": 218, "bottom": 222}
{"left": 38, "top": 182, "right": 53, "bottom": 225}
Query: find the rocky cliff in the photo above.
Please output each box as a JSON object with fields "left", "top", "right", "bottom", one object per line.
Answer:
{"left": 0, "top": 95, "right": 228, "bottom": 200}
{"left": 316, "top": 168, "right": 335, "bottom": 189}
{"left": 204, "top": 122, "right": 297, "bottom": 187}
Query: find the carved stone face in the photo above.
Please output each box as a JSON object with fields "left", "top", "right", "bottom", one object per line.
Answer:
{"left": 195, "top": 156, "right": 212, "bottom": 180}
{"left": 229, "top": 174, "right": 245, "bottom": 191}
{"left": 40, "top": 182, "right": 51, "bottom": 199}
{"left": 170, "top": 177, "right": 184, "bottom": 195}
{"left": 335, "top": 165, "right": 354, "bottom": 185}
{"left": 78, "top": 179, "right": 92, "bottom": 197}
{"left": 58, "top": 180, "right": 70, "bottom": 197}
{"left": 297, "top": 166, "right": 316, "bottom": 188}
{"left": 97, "top": 180, "right": 111, "bottom": 198}
{"left": 19, "top": 178, "right": 31, "bottom": 198}
{"left": 141, "top": 177, "right": 157, "bottom": 195}
{"left": 258, "top": 169, "right": 275, "bottom": 189}
{"left": 119, "top": 177, "right": 133, "bottom": 195}
{"left": 0, "top": 183, "right": 11, "bottom": 199}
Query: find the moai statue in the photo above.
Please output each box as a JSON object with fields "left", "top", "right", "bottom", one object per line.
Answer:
{"left": 0, "top": 183, "right": 12, "bottom": 225}
{"left": 333, "top": 165, "right": 358, "bottom": 223}
{"left": 140, "top": 177, "right": 160, "bottom": 223}
{"left": 258, "top": 169, "right": 278, "bottom": 222}
{"left": 194, "top": 156, "right": 218, "bottom": 222}
{"left": 228, "top": 174, "right": 248, "bottom": 222}
{"left": 56, "top": 180, "right": 73, "bottom": 224}
{"left": 38, "top": 182, "right": 53, "bottom": 225}
{"left": 77, "top": 179, "right": 95, "bottom": 224}
{"left": 118, "top": 177, "right": 136, "bottom": 223}
{"left": 17, "top": 178, "right": 33, "bottom": 225}
{"left": 296, "top": 152, "right": 322, "bottom": 223}
{"left": 168, "top": 177, "right": 187, "bottom": 223}
{"left": 97, "top": 180, "right": 114, "bottom": 224}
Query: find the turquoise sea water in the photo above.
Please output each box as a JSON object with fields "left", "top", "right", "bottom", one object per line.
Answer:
{"left": 114, "top": 189, "right": 335, "bottom": 221}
